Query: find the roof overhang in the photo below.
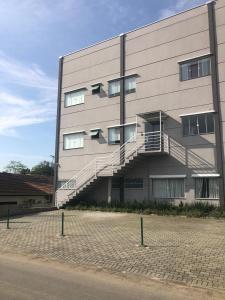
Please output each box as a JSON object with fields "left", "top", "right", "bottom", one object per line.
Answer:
{"left": 137, "top": 111, "right": 167, "bottom": 121}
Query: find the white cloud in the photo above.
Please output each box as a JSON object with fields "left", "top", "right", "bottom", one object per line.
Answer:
{"left": 159, "top": 0, "right": 206, "bottom": 19}
{"left": 0, "top": 52, "right": 56, "bottom": 90}
{"left": 0, "top": 52, "right": 57, "bottom": 136}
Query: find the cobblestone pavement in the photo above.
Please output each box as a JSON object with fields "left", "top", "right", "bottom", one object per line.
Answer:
{"left": 0, "top": 210, "right": 225, "bottom": 290}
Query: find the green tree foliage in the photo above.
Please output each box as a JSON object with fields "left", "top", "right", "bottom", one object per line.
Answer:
{"left": 4, "top": 161, "right": 30, "bottom": 174}
{"left": 31, "top": 160, "right": 54, "bottom": 176}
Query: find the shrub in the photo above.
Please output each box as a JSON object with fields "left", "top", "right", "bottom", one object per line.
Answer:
{"left": 66, "top": 200, "right": 225, "bottom": 218}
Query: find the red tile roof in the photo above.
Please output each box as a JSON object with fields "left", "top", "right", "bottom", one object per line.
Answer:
{"left": 0, "top": 173, "right": 53, "bottom": 195}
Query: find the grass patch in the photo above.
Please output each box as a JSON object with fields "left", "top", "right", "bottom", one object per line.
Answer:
{"left": 66, "top": 200, "right": 225, "bottom": 218}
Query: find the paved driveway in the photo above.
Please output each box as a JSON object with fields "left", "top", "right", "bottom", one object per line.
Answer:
{"left": 0, "top": 210, "right": 225, "bottom": 290}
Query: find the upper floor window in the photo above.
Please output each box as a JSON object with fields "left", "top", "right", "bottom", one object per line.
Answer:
{"left": 182, "top": 112, "right": 215, "bottom": 136}
{"left": 109, "top": 80, "right": 120, "bottom": 97}
{"left": 63, "top": 132, "right": 84, "bottom": 149}
{"left": 65, "top": 89, "right": 85, "bottom": 107}
{"left": 108, "top": 127, "right": 120, "bottom": 144}
{"left": 180, "top": 56, "right": 211, "bottom": 81}
{"left": 125, "top": 124, "right": 136, "bottom": 142}
{"left": 108, "top": 76, "right": 137, "bottom": 97}
{"left": 108, "top": 124, "right": 136, "bottom": 144}
{"left": 125, "top": 76, "right": 136, "bottom": 94}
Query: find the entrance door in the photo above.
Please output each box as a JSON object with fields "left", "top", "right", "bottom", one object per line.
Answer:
{"left": 144, "top": 121, "right": 163, "bottom": 151}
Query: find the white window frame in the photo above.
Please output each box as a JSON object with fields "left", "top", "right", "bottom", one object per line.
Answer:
{"left": 179, "top": 56, "right": 211, "bottom": 81}
{"left": 108, "top": 75, "right": 137, "bottom": 97}
{"left": 63, "top": 131, "right": 84, "bottom": 150}
{"left": 108, "top": 80, "right": 120, "bottom": 97}
{"left": 181, "top": 112, "right": 215, "bottom": 136}
{"left": 64, "top": 89, "right": 86, "bottom": 107}
{"left": 125, "top": 76, "right": 136, "bottom": 94}
{"left": 108, "top": 127, "right": 120, "bottom": 144}
{"left": 192, "top": 174, "right": 220, "bottom": 200}
{"left": 151, "top": 176, "right": 185, "bottom": 199}
{"left": 108, "top": 123, "right": 136, "bottom": 144}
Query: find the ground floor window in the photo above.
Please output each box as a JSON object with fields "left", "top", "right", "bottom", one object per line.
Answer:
{"left": 195, "top": 177, "right": 219, "bottom": 199}
{"left": 152, "top": 178, "right": 184, "bottom": 198}
{"left": 112, "top": 178, "right": 121, "bottom": 189}
{"left": 57, "top": 180, "right": 75, "bottom": 189}
{"left": 125, "top": 178, "right": 143, "bottom": 189}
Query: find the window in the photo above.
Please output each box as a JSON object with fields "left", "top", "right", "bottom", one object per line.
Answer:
{"left": 125, "top": 124, "right": 136, "bottom": 142}
{"left": 65, "top": 89, "right": 85, "bottom": 107}
{"left": 112, "top": 178, "right": 121, "bottom": 189}
{"left": 108, "top": 80, "right": 120, "bottom": 97}
{"left": 108, "top": 76, "right": 137, "bottom": 97}
{"left": 125, "top": 77, "right": 136, "bottom": 94}
{"left": 108, "top": 127, "right": 120, "bottom": 144}
{"left": 152, "top": 178, "right": 184, "bottom": 198}
{"left": 57, "top": 180, "right": 75, "bottom": 189}
{"left": 195, "top": 177, "right": 219, "bottom": 199}
{"left": 63, "top": 132, "right": 84, "bottom": 149}
{"left": 180, "top": 56, "right": 211, "bottom": 81}
{"left": 182, "top": 113, "right": 215, "bottom": 136}
{"left": 125, "top": 178, "right": 143, "bottom": 189}
{"left": 108, "top": 124, "right": 136, "bottom": 144}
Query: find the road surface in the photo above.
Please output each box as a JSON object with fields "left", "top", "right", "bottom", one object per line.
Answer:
{"left": 0, "top": 254, "right": 223, "bottom": 300}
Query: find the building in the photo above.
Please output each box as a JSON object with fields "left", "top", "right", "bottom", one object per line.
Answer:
{"left": 55, "top": 0, "right": 225, "bottom": 208}
{"left": 0, "top": 173, "right": 53, "bottom": 217}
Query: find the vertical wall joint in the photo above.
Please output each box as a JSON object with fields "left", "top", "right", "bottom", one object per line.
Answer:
{"left": 53, "top": 56, "right": 64, "bottom": 206}
{"left": 207, "top": 1, "right": 225, "bottom": 206}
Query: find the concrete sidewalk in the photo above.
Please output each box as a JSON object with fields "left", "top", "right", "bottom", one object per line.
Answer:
{"left": 0, "top": 254, "right": 224, "bottom": 300}
{"left": 0, "top": 210, "right": 225, "bottom": 290}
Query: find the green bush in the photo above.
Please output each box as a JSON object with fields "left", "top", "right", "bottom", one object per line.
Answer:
{"left": 66, "top": 200, "right": 225, "bottom": 218}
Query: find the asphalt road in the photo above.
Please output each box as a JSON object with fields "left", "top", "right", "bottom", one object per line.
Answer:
{"left": 0, "top": 254, "right": 224, "bottom": 300}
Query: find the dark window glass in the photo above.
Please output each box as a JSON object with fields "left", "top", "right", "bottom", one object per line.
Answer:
{"left": 206, "top": 113, "right": 215, "bottom": 133}
{"left": 189, "top": 115, "right": 198, "bottom": 135}
{"left": 182, "top": 113, "right": 215, "bottom": 136}
{"left": 180, "top": 57, "right": 210, "bottom": 81}
{"left": 112, "top": 178, "right": 121, "bottom": 189}
{"left": 195, "top": 178, "right": 219, "bottom": 199}
{"left": 125, "top": 178, "right": 143, "bottom": 189}
{"left": 189, "top": 63, "right": 199, "bottom": 79}
{"left": 182, "top": 117, "right": 189, "bottom": 136}
{"left": 198, "top": 114, "right": 206, "bottom": 134}
{"left": 92, "top": 84, "right": 101, "bottom": 95}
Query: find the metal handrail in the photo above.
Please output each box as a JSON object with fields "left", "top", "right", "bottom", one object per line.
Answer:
{"left": 56, "top": 131, "right": 169, "bottom": 207}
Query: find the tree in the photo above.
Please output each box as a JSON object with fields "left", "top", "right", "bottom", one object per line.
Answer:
{"left": 4, "top": 161, "right": 30, "bottom": 174}
{"left": 31, "top": 160, "right": 54, "bottom": 176}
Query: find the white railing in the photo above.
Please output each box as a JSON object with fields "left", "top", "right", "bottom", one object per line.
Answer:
{"left": 55, "top": 131, "right": 169, "bottom": 207}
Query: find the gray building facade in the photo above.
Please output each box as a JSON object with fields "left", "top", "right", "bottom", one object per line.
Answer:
{"left": 55, "top": 0, "right": 225, "bottom": 208}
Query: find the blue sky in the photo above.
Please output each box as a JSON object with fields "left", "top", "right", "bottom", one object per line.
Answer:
{"left": 0, "top": 0, "right": 206, "bottom": 170}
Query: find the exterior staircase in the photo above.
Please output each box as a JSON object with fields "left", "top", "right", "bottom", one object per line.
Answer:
{"left": 55, "top": 131, "right": 169, "bottom": 208}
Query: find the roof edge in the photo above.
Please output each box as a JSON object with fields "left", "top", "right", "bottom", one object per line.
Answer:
{"left": 62, "top": 1, "right": 208, "bottom": 58}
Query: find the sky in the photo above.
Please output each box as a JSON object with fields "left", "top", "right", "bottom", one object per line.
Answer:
{"left": 0, "top": 0, "right": 206, "bottom": 171}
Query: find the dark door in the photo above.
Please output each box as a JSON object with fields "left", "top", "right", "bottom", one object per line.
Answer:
{"left": 144, "top": 121, "right": 163, "bottom": 151}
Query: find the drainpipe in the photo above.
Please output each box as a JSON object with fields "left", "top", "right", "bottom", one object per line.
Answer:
{"left": 53, "top": 56, "right": 64, "bottom": 207}
{"left": 207, "top": 1, "right": 225, "bottom": 207}
{"left": 119, "top": 34, "right": 126, "bottom": 203}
